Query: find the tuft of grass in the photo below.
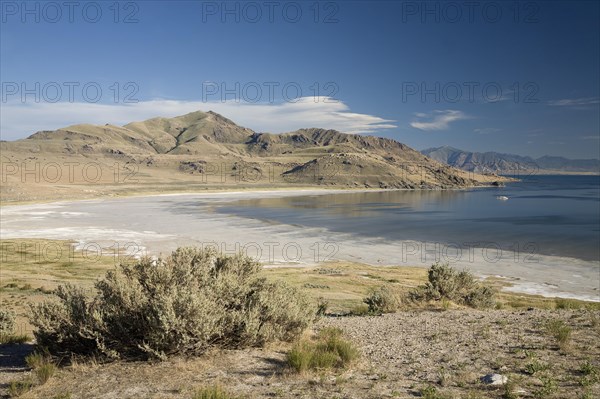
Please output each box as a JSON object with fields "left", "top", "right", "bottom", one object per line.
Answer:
{"left": 0, "top": 333, "right": 30, "bottom": 344}
{"left": 287, "top": 342, "right": 314, "bottom": 373}
{"left": 192, "top": 385, "right": 239, "bottom": 399}
{"left": 441, "top": 298, "right": 451, "bottom": 311}
{"left": 544, "top": 319, "right": 572, "bottom": 350}
{"left": 8, "top": 378, "right": 34, "bottom": 397}
{"left": 555, "top": 298, "right": 583, "bottom": 309}
{"left": 420, "top": 385, "right": 450, "bottom": 399}
{"left": 532, "top": 375, "right": 558, "bottom": 399}
{"left": 25, "top": 352, "right": 47, "bottom": 369}
{"left": 349, "top": 303, "right": 370, "bottom": 316}
{"left": 34, "top": 363, "right": 56, "bottom": 384}
{"left": 524, "top": 353, "right": 550, "bottom": 375}
{"left": 25, "top": 350, "right": 56, "bottom": 385}
{"left": 287, "top": 327, "right": 359, "bottom": 374}
{"left": 579, "top": 360, "right": 600, "bottom": 387}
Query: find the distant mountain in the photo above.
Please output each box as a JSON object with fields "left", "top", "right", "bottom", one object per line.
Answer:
{"left": 1, "top": 111, "right": 509, "bottom": 202}
{"left": 422, "top": 146, "right": 600, "bottom": 174}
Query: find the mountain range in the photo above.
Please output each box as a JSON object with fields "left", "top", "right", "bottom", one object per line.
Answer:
{"left": 422, "top": 146, "right": 600, "bottom": 175}
{"left": 0, "top": 111, "right": 508, "bottom": 202}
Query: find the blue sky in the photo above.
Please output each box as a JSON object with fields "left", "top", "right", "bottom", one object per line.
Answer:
{"left": 1, "top": 0, "right": 599, "bottom": 159}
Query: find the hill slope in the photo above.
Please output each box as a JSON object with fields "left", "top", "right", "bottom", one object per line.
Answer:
{"left": 0, "top": 111, "right": 508, "bottom": 202}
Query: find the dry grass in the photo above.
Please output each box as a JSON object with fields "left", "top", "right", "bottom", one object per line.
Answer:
{"left": 2, "top": 238, "right": 598, "bottom": 334}
{"left": 544, "top": 319, "right": 573, "bottom": 350}
{"left": 192, "top": 385, "right": 241, "bottom": 399}
{"left": 286, "top": 327, "right": 359, "bottom": 374}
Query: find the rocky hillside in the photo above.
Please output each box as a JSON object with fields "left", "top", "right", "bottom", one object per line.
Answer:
{"left": 422, "top": 146, "right": 600, "bottom": 174}
{"left": 0, "top": 111, "right": 508, "bottom": 202}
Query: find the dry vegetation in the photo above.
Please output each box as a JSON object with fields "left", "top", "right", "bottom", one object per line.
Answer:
{"left": 1, "top": 239, "right": 599, "bottom": 399}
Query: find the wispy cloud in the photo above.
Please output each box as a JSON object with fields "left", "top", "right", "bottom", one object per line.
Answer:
{"left": 473, "top": 127, "right": 501, "bottom": 135}
{"left": 548, "top": 97, "right": 600, "bottom": 107}
{"left": 410, "top": 110, "right": 469, "bottom": 131}
{"left": 580, "top": 135, "right": 600, "bottom": 140}
{"left": 0, "top": 97, "right": 397, "bottom": 141}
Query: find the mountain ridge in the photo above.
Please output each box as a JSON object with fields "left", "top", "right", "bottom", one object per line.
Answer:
{"left": 0, "top": 111, "right": 510, "bottom": 202}
{"left": 422, "top": 146, "right": 600, "bottom": 174}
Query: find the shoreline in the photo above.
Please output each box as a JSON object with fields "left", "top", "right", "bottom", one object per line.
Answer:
{"left": 1, "top": 189, "right": 598, "bottom": 303}
{"left": 0, "top": 181, "right": 511, "bottom": 207}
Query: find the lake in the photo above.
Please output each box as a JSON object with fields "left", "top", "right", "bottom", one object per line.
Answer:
{"left": 218, "top": 175, "right": 600, "bottom": 262}
{"left": 1, "top": 175, "right": 598, "bottom": 300}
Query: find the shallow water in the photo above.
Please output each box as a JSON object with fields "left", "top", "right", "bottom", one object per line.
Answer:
{"left": 218, "top": 175, "right": 600, "bottom": 262}
{"left": 1, "top": 178, "right": 599, "bottom": 301}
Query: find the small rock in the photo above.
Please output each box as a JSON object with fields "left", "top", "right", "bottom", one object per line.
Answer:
{"left": 480, "top": 373, "right": 508, "bottom": 385}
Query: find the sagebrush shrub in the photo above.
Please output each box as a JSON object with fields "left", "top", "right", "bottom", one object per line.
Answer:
{"left": 363, "top": 285, "right": 402, "bottom": 313}
{"left": 0, "top": 309, "right": 16, "bottom": 336}
{"left": 30, "top": 247, "right": 315, "bottom": 360}
{"left": 409, "top": 263, "right": 495, "bottom": 309}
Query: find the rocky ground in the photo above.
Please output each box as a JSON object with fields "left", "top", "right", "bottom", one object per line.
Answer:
{"left": 2, "top": 309, "right": 598, "bottom": 399}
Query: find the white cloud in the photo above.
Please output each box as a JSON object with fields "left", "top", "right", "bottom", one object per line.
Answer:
{"left": 580, "top": 135, "right": 600, "bottom": 140}
{"left": 548, "top": 97, "right": 600, "bottom": 107}
{"left": 410, "top": 110, "right": 469, "bottom": 131}
{"left": 0, "top": 97, "right": 397, "bottom": 140}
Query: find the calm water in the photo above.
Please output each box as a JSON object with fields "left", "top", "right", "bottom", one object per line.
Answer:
{"left": 218, "top": 175, "right": 600, "bottom": 262}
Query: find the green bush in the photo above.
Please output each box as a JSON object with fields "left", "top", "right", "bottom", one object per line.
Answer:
{"left": 30, "top": 247, "right": 315, "bottom": 360}
{"left": 287, "top": 327, "right": 359, "bottom": 373}
{"left": 363, "top": 285, "right": 402, "bottom": 314}
{"left": 408, "top": 263, "right": 495, "bottom": 309}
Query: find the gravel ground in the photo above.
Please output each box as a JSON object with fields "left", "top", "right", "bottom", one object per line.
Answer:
{"left": 2, "top": 309, "right": 599, "bottom": 399}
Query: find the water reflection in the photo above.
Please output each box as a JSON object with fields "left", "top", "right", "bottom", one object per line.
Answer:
{"left": 230, "top": 189, "right": 469, "bottom": 218}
